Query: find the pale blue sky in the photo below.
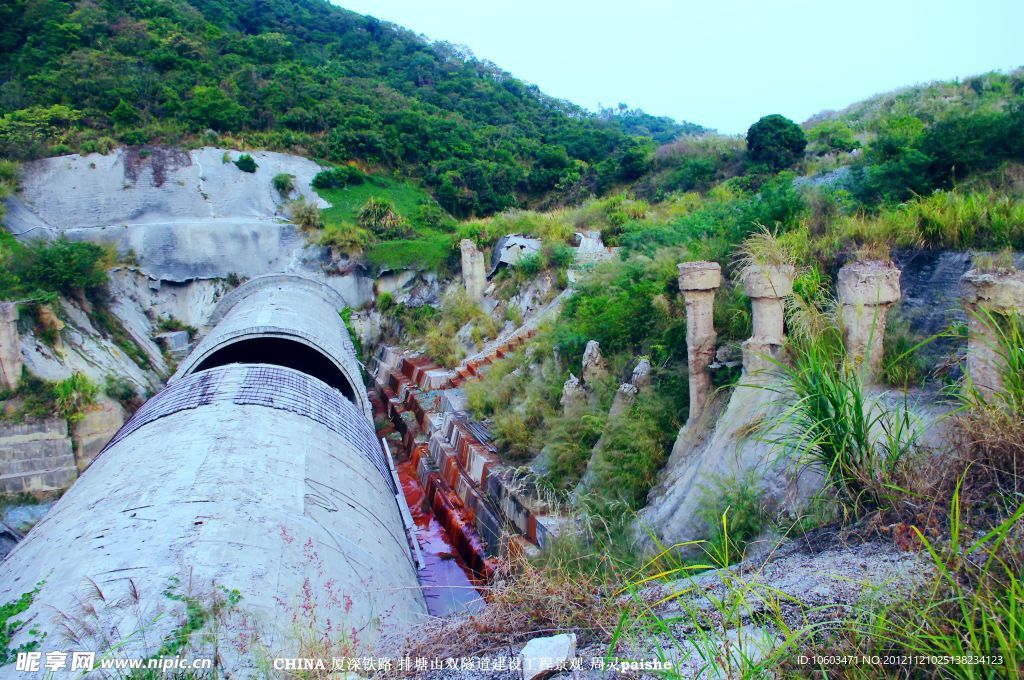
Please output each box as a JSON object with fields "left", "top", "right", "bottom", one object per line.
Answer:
{"left": 334, "top": 0, "right": 1024, "bottom": 134}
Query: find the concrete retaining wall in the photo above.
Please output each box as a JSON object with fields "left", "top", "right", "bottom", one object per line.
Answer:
{"left": 0, "top": 418, "right": 76, "bottom": 495}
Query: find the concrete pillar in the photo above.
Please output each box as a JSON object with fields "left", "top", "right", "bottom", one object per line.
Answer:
{"left": 837, "top": 261, "right": 902, "bottom": 382}
{"left": 678, "top": 261, "right": 721, "bottom": 421}
{"left": 581, "top": 340, "right": 606, "bottom": 384}
{"left": 960, "top": 268, "right": 1024, "bottom": 396}
{"left": 0, "top": 302, "right": 22, "bottom": 390}
{"left": 460, "top": 239, "right": 486, "bottom": 302}
{"left": 740, "top": 264, "right": 795, "bottom": 376}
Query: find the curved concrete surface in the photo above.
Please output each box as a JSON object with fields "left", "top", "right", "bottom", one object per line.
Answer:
{"left": 0, "top": 365, "right": 425, "bottom": 668}
{"left": 173, "top": 274, "right": 371, "bottom": 417}
{"left": 0, "top": 272, "right": 422, "bottom": 671}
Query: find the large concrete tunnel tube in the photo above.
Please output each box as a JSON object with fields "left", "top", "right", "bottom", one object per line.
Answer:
{"left": 0, "top": 275, "right": 425, "bottom": 667}
{"left": 172, "top": 274, "right": 372, "bottom": 417}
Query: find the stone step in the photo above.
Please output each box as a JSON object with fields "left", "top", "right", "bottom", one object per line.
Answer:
{"left": 0, "top": 465, "right": 78, "bottom": 495}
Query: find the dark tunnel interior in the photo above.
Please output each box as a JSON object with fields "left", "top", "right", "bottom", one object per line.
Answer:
{"left": 192, "top": 337, "right": 359, "bottom": 403}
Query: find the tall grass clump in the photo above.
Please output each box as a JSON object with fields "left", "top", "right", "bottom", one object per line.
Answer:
{"left": 947, "top": 309, "right": 1024, "bottom": 506}
{"left": 53, "top": 372, "right": 98, "bottom": 423}
{"left": 695, "top": 474, "right": 769, "bottom": 561}
{"left": 613, "top": 522, "right": 807, "bottom": 679}
{"left": 837, "top": 481, "right": 1024, "bottom": 678}
{"left": 766, "top": 288, "right": 922, "bottom": 517}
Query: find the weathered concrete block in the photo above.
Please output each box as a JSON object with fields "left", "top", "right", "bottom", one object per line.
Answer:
{"left": 838, "top": 260, "right": 901, "bottom": 382}
{"left": 740, "top": 264, "right": 795, "bottom": 301}
{"left": 72, "top": 395, "right": 126, "bottom": 471}
{"left": 154, "top": 330, "right": 190, "bottom": 352}
{"left": 679, "top": 261, "right": 722, "bottom": 421}
{"left": 741, "top": 264, "right": 795, "bottom": 378}
{"left": 460, "top": 239, "right": 487, "bottom": 302}
{"left": 0, "top": 302, "right": 22, "bottom": 391}
{"left": 519, "top": 633, "right": 576, "bottom": 680}
{"left": 678, "top": 260, "right": 722, "bottom": 291}
{"left": 581, "top": 340, "right": 606, "bottom": 384}
{"left": 961, "top": 268, "right": 1024, "bottom": 396}
{"left": 0, "top": 417, "right": 77, "bottom": 494}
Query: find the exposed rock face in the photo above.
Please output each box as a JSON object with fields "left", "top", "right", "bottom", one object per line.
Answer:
{"left": 581, "top": 340, "right": 606, "bottom": 384}
{"left": 838, "top": 260, "right": 901, "bottom": 382}
{"left": 154, "top": 330, "right": 190, "bottom": 355}
{"left": 740, "top": 264, "right": 795, "bottom": 377}
{"left": 5, "top": 148, "right": 333, "bottom": 283}
{"left": 960, "top": 267, "right": 1024, "bottom": 396}
{"left": 0, "top": 302, "right": 22, "bottom": 390}
{"left": 0, "top": 418, "right": 77, "bottom": 494}
{"left": 678, "top": 261, "right": 721, "bottom": 422}
{"left": 21, "top": 294, "right": 163, "bottom": 393}
{"left": 460, "top": 239, "right": 487, "bottom": 301}
{"left": 71, "top": 395, "right": 126, "bottom": 471}
{"left": 642, "top": 383, "right": 819, "bottom": 547}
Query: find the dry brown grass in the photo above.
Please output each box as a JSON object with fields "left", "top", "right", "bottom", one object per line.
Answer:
{"left": 392, "top": 557, "right": 629, "bottom": 672}
{"left": 945, "top": 408, "right": 1024, "bottom": 507}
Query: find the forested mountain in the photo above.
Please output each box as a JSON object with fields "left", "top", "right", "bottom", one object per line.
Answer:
{"left": 597, "top": 104, "right": 708, "bottom": 144}
{"left": 0, "top": 0, "right": 700, "bottom": 216}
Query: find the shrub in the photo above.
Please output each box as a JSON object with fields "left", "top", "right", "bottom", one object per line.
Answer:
{"left": 53, "top": 372, "right": 98, "bottom": 423}
{"left": 9, "top": 238, "right": 108, "bottom": 296}
{"left": 311, "top": 166, "right": 365, "bottom": 189}
{"left": 289, "top": 199, "right": 322, "bottom": 231}
{"left": 493, "top": 412, "right": 533, "bottom": 461}
{"left": 424, "top": 326, "right": 463, "bottom": 367}
{"left": 358, "top": 197, "right": 410, "bottom": 239}
{"left": 543, "top": 243, "right": 575, "bottom": 270}
{"left": 155, "top": 315, "right": 197, "bottom": 339}
{"left": 805, "top": 120, "right": 860, "bottom": 154}
{"left": 767, "top": 305, "right": 922, "bottom": 517}
{"left": 272, "top": 172, "right": 294, "bottom": 196}
{"left": 376, "top": 291, "right": 395, "bottom": 313}
{"left": 881, "top": 318, "right": 931, "bottom": 387}
{"left": 513, "top": 252, "right": 543, "bottom": 279}
{"left": 103, "top": 375, "right": 137, "bottom": 409}
{"left": 544, "top": 412, "right": 607, "bottom": 490}
{"left": 317, "top": 223, "right": 370, "bottom": 254}
{"left": 233, "top": 154, "right": 257, "bottom": 173}
{"left": 746, "top": 114, "right": 807, "bottom": 170}
{"left": 842, "top": 487, "right": 1024, "bottom": 675}
{"left": 666, "top": 157, "right": 715, "bottom": 192}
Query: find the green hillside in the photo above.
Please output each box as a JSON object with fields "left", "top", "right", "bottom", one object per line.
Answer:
{"left": 0, "top": 0, "right": 700, "bottom": 217}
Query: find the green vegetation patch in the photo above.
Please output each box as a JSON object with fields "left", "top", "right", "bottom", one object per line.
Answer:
{"left": 365, "top": 230, "right": 453, "bottom": 273}
{"left": 0, "top": 583, "right": 45, "bottom": 665}
{"left": 315, "top": 174, "right": 437, "bottom": 227}
{"left": 313, "top": 173, "right": 458, "bottom": 271}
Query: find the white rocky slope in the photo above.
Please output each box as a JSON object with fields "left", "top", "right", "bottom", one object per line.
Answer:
{"left": 3, "top": 147, "right": 373, "bottom": 298}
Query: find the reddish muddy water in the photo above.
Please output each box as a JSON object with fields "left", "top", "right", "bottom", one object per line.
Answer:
{"left": 397, "top": 460, "right": 484, "bottom": 616}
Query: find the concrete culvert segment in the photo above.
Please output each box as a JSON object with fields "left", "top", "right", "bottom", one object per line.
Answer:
{"left": 0, "top": 274, "right": 425, "bottom": 672}
{"left": 173, "top": 274, "right": 371, "bottom": 417}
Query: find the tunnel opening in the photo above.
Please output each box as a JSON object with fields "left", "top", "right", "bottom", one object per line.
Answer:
{"left": 191, "top": 337, "right": 359, "bottom": 403}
